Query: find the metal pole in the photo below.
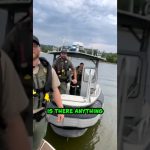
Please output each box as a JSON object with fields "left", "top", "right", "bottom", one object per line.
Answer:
{"left": 86, "top": 69, "right": 92, "bottom": 103}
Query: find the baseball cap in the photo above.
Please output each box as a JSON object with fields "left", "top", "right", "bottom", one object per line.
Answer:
{"left": 33, "top": 35, "right": 40, "bottom": 46}
{"left": 61, "top": 49, "right": 67, "bottom": 53}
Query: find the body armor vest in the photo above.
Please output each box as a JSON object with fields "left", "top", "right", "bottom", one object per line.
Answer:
{"left": 33, "top": 57, "right": 53, "bottom": 111}
{"left": 55, "top": 57, "right": 71, "bottom": 82}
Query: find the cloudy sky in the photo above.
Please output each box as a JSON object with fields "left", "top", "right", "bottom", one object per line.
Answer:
{"left": 33, "top": 0, "right": 117, "bottom": 52}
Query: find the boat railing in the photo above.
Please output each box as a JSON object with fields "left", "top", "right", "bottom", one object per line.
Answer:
{"left": 86, "top": 69, "right": 92, "bottom": 103}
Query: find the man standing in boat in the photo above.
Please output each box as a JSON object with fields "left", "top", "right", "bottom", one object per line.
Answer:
{"left": 33, "top": 35, "right": 64, "bottom": 150}
{"left": 76, "top": 62, "right": 84, "bottom": 95}
{"left": 53, "top": 49, "right": 77, "bottom": 94}
{"left": 76, "top": 63, "right": 84, "bottom": 83}
{"left": 70, "top": 63, "right": 84, "bottom": 95}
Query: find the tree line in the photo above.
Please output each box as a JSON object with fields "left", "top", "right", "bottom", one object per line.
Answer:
{"left": 101, "top": 51, "right": 117, "bottom": 63}
{"left": 40, "top": 44, "right": 117, "bottom": 63}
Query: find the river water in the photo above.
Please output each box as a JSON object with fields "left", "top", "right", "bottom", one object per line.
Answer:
{"left": 42, "top": 53, "right": 117, "bottom": 150}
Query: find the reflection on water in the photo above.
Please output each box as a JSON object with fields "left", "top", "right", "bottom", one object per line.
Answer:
{"left": 42, "top": 53, "right": 117, "bottom": 150}
{"left": 45, "top": 120, "right": 102, "bottom": 150}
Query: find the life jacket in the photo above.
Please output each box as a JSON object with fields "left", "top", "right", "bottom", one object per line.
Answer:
{"left": 33, "top": 57, "right": 53, "bottom": 111}
{"left": 54, "top": 57, "right": 72, "bottom": 82}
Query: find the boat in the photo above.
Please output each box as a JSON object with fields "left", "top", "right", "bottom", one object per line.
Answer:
{"left": 46, "top": 51, "right": 105, "bottom": 137}
{"left": 38, "top": 139, "right": 55, "bottom": 150}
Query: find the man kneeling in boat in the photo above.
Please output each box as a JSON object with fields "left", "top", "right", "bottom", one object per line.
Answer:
{"left": 33, "top": 35, "right": 64, "bottom": 150}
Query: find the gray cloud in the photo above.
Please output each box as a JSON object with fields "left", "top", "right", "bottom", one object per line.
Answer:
{"left": 33, "top": 0, "right": 117, "bottom": 52}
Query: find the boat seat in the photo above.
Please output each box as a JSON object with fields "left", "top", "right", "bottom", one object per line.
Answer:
{"left": 61, "top": 94, "right": 86, "bottom": 103}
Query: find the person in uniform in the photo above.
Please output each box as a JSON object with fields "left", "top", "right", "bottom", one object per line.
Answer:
{"left": 70, "top": 63, "right": 84, "bottom": 95}
{"left": 33, "top": 35, "right": 64, "bottom": 150}
{"left": 76, "top": 62, "right": 84, "bottom": 83}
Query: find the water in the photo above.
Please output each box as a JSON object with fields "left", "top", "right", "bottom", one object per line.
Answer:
{"left": 42, "top": 53, "right": 117, "bottom": 150}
